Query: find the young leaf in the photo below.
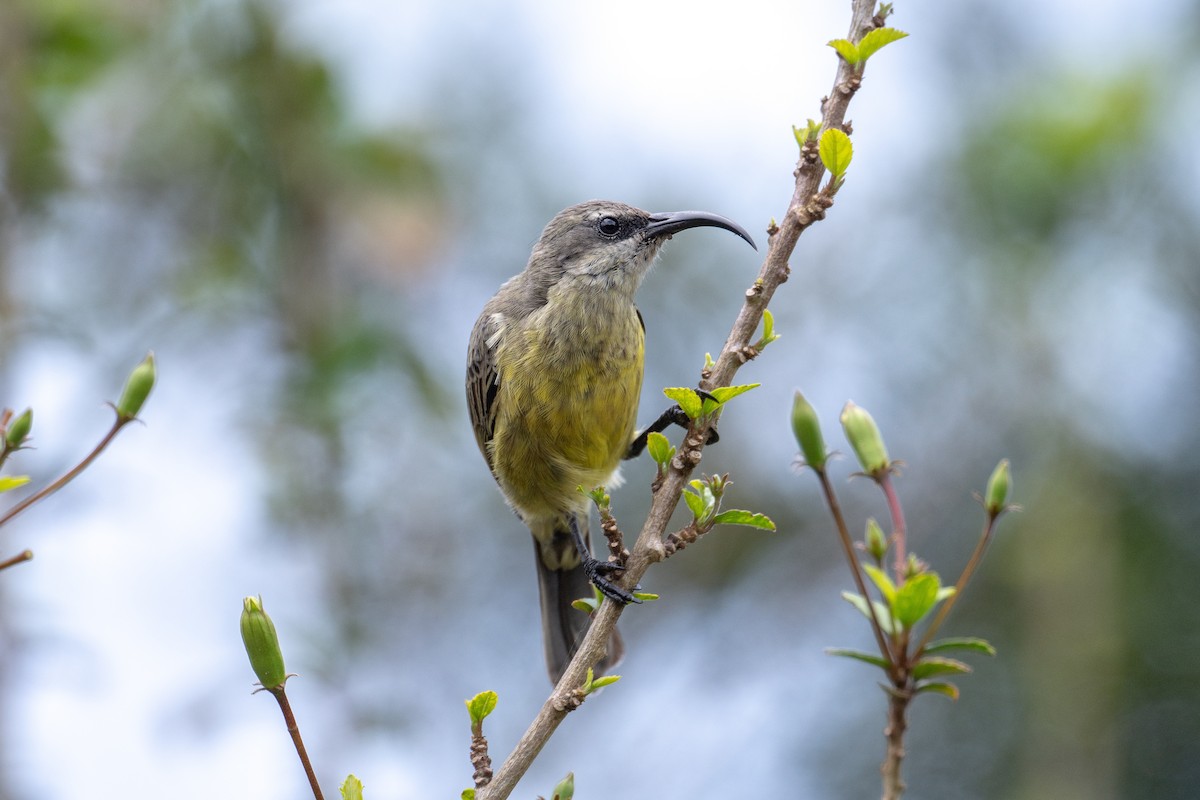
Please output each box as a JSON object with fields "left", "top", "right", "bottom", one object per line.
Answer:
{"left": 862, "top": 563, "right": 897, "bottom": 605}
{"left": 711, "top": 509, "right": 776, "bottom": 531}
{"left": 893, "top": 572, "right": 941, "bottom": 627}
{"left": 827, "top": 38, "right": 860, "bottom": 64}
{"left": 663, "top": 387, "right": 702, "bottom": 419}
{"left": 819, "top": 129, "right": 853, "bottom": 179}
{"left": 826, "top": 648, "right": 891, "bottom": 670}
{"left": 682, "top": 488, "right": 707, "bottom": 521}
{"left": 0, "top": 475, "right": 31, "bottom": 493}
{"left": 708, "top": 383, "right": 760, "bottom": 405}
{"left": 916, "top": 681, "right": 960, "bottom": 701}
{"left": 465, "top": 691, "right": 498, "bottom": 726}
{"left": 912, "top": 656, "right": 972, "bottom": 680}
{"left": 856, "top": 27, "right": 909, "bottom": 62}
{"left": 340, "top": 774, "right": 364, "bottom": 800}
{"left": 646, "top": 431, "right": 674, "bottom": 466}
{"left": 842, "top": 591, "right": 894, "bottom": 635}
{"left": 923, "top": 637, "right": 997, "bottom": 657}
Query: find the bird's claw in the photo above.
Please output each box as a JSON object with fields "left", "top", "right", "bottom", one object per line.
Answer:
{"left": 583, "top": 557, "right": 641, "bottom": 605}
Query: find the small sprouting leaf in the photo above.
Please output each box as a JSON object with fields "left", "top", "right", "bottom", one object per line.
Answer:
{"left": 893, "top": 572, "right": 941, "bottom": 627}
{"left": 664, "top": 387, "right": 702, "bottom": 419}
{"left": 936, "top": 586, "right": 957, "bottom": 603}
{"left": 707, "top": 383, "right": 760, "bottom": 405}
{"left": 682, "top": 487, "right": 707, "bottom": 521}
{"left": 862, "top": 563, "right": 897, "bottom": 605}
{"left": 912, "top": 656, "right": 972, "bottom": 680}
{"left": 923, "top": 637, "right": 997, "bottom": 657}
{"left": 711, "top": 509, "right": 776, "bottom": 531}
{"left": 826, "top": 648, "right": 891, "bottom": 670}
{"left": 842, "top": 591, "right": 894, "bottom": 635}
{"left": 340, "top": 774, "right": 364, "bottom": 800}
{"left": 0, "top": 475, "right": 31, "bottom": 493}
{"left": 819, "top": 129, "right": 853, "bottom": 179}
{"left": 631, "top": 590, "right": 659, "bottom": 602}
{"left": 827, "top": 38, "right": 860, "bottom": 64}
{"left": 462, "top": 791, "right": 475, "bottom": 800}
{"left": 551, "top": 772, "right": 575, "bottom": 800}
{"left": 916, "top": 681, "right": 960, "bottom": 701}
{"left": 465, "top": 690, "right": 498, "bottom": 726}
{"left": 856, "top": 27, "right": 909, "bottom": 62}
{"left": 645, "top": 431, "right": 674, "bottom": 465}
{"left": 589, "top": 675, "right": 620, "bottom": 690}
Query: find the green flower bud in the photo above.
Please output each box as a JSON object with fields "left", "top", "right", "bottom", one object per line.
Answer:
{"left": 864, "top": 517, "right": 887, "bottom": 563}
{"left": 791, "top": 391, "right": 827, "bottom": 469}
{"left": 240, "top": 595, "right": 287, "bottom": 689}
{"left": 985, "top": 458, "right": 1011, "bottom": 515}
{"left": 5, "top": 408, "right": 32, "bottom": 449}
{"left": 551, "top": 772, "right": 575, "bottom": 800}
{"left": 840, "top": 401, "right": 890, "bottom": 475}
{"left": 116, "top": 352, "right": 156, "bottom": 421}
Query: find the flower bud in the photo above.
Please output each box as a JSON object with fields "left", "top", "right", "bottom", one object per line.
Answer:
{"left": 5, "top": 408, "right": 32, "bottom": 449}
{"left": 116, "top": 352, "right": 156, "bottom": 421}
{"left": 840, "top": 401, "right": 890, "bottom": 475}
{"left": 240, "top": 595, "right": 287, "bottom": 689}
{"left": 864, "top": 517, "right": 887, "bottom": 563}
{"left": 985, "top": 458, "right": 1011, "bottom": 515}
{"left": 791, "top": 391, "right": 827, "bottom": 469}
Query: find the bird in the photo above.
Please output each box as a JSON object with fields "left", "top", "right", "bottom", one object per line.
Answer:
{"left": 466, "top": 200, "right": 756, "bottom": 683}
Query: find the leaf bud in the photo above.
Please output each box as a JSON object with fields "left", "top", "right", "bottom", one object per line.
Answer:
{"left": 864, "top": 517, "right": 887, "bottom": 563}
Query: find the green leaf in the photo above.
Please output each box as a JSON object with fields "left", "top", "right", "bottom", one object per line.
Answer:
{"left": 912, "top": 656, "right": 972, "bottom": 680}
{"left": 916, "top": 681, "right": 960, "bottom": 701}
{"left": 465, "top": 691, "right": 498, "bottom": 725}
{"left": 589, "top": 675, "right": 620, "bottom": 690}
{"left": 646, "top": 431, "right": 674, "bottom": 465}
{"left": 856, "top": 27, "right": 909, "bottom": 62}
{"left": 0, "top": 475, "right": 31, "bottom": 493}
{"left": 819, "top": 129, "right": 853, "bottom": 179}
{"left": 631, "top": 590, "right": 659, "bottom": 602}
{"left": 711, "top": 509, "right": 776, "bottom": 531}
{"left": 663, "top": 387, "right": 702, "bottom": 419}
{"left": 826, "top": 648, "right": 891, "bottom": 670}
{"left": 923, "top": 637, "right": 997, "bottom": 657}
{"left": 340, "top": 774, "right": 364, "bottom": 800}
{"left": 682, "top": 488, "right": 707, "bottom": 521}
{"left": 841, "top": 591, "right": 894, "bottom": 635}
{"left": 893, "top": 572, "right": 941, "bottom": 627}
{"left": 462, "top": 791, "right": 475, "bottom": 800}
{"left": 936, "top": 586, "right": 957, "bottom": 602}
{"left": 862, "top": 563, "right": 897, "bottom": 605}
{"left": 827, "top": 38, "right": 860, "bottom": 64}
{"left": 708, "top": 383, "right": 760, "bottom": 405}
{"left": 551, "top": 772, "right": 575, "bottom": 800}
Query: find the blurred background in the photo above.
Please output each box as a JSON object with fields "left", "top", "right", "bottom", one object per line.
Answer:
{"left": 1, "top": 0, "right": 1198, "bottom": 797}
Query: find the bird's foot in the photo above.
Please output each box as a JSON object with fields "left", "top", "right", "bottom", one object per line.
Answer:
{"left": 583, "top": 557, "right": 641, "bottom": 605}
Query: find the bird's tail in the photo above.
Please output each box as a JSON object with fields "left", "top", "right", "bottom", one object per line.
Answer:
{"left": 533, "top": 518, "right": 624, "bottom": 684}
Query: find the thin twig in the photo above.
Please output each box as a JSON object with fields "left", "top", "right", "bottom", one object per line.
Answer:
{"left": 912, "top": 513, "right": 999, "bottom": 657}
{"left": 0, "top": 415, "right": 129, "bottom": 529}
{"left": 879, "top": 472, "right": 908, "bottom": 583}
{"left": 270, "top": 686, "right": 325, "bottom": 800}
{"left": 0, "top": 549, "right": 33, "bottom": 571}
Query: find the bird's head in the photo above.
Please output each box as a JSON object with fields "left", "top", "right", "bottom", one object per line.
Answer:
{"left": 525, "top": 200, "right": 756, "bottom": 297}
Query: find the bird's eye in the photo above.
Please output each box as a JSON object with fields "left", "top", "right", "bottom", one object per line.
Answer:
{"left": 597, "top": 216, "right": 620, "bottom": 237}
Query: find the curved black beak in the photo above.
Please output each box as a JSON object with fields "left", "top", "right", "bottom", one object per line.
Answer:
{"left": 645, "top": 210, "right": 757, "bottom": 251}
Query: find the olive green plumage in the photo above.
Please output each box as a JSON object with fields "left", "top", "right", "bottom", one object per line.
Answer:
{"left": 466, "top": 200, "right": 754, "bottom": 683}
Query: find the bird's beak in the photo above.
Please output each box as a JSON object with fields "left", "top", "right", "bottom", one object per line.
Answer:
{"left": 645, "top": 210, "right": 757, "bottom": 251}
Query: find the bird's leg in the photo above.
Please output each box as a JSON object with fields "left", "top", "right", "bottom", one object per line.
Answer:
{"left": 568, "top": 515, "right": 640, "bottom": 605}
{"left": 625, "top": 390, "right": 721, "bottom": 460}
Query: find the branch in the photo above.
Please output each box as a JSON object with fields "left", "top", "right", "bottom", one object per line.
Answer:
{"left": 478, "top": 2, "right": 882, "bottom": 796}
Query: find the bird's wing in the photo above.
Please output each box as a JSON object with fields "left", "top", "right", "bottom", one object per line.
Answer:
{"left": 466, "top": 310, "right": 504, "bottom": 477}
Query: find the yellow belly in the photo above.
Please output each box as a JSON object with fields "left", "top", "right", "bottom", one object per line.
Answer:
{"left": 490, "top": 302, "right": 644, "bottom": 520}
